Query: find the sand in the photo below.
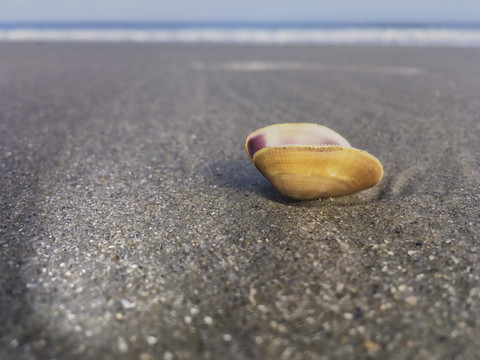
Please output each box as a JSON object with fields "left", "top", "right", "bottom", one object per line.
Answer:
{"left": 1, "top": 43, "right": 479, "bottom": 359}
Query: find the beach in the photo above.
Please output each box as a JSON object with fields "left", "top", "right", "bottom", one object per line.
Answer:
{"left": 1, "top": 42, "right": 479, "bottom": 359}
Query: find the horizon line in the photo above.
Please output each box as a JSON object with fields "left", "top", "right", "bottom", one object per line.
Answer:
{"left": 1, "top": 20, "right": 480, "bottom": 28}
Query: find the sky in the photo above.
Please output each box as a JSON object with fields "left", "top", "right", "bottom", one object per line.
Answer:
{"left": 1, "top": 0, "right": 480, "bottom": 23}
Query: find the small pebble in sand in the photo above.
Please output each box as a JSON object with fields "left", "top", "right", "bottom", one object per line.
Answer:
{"left": 146, "top": 336, "right": 158, "bottom": 345}
{"left": 190, "top": 307, "right": 199, "bottom": 315}
{"left": 117, "top": 337, "right": 128, "bottom": 353}
{"left": 405, "top": 296, "right": 419, "bottom": 306}
{"left": 120, "top": 298, "right": 135, "bottom": 309}
{"left": 364, "top": 340, "right": 380, "bottom": 353}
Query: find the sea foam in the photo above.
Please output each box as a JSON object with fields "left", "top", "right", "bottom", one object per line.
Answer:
{"left": 1, "top": 27, "right": 480, "bottom": 46}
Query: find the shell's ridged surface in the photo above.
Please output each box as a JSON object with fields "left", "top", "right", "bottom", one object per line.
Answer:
{"left": 245, "top": 123, "right": 383, "bottom": 200}
{"left": 253, "top": 145, "right": 383, "bottom": 200}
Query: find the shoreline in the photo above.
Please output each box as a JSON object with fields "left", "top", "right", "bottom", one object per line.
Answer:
{"left": 1, "top": 24, "right": 480, "bottom": 46}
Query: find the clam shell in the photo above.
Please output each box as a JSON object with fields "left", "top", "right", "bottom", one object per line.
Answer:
{"left": 245, "top": 123, "right": 383, "bottom": 200}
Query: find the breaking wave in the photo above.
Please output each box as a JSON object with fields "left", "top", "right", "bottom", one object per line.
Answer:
{"left": 2, "top": 25, "right": 480, "bottom": 46}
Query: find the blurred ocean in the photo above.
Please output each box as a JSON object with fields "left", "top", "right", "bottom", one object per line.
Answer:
{"left": 1, "top": 22, "right": 480, "bottom": 46}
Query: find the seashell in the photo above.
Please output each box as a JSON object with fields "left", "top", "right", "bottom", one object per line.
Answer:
{"left": 245, "top": 123, "right": 383, "bottom": 200}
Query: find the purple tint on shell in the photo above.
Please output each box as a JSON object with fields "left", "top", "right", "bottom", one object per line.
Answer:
{"left": 319, "top": 137, "right": 343, "bottom": 146}
{"left": 272, "top": 136, "right": 341, "bottom": 146}
{"left": 247, "top": 134, "right": 266, "bottom": 158}
{"left": 277, "top": 136, "right": 296, "bottom": 145}
{"left": 276, "top": 136, "right": 342, "bottom": 146}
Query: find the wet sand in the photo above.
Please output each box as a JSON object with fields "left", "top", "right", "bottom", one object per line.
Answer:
{"left": 1, "top": 43, "right": 479, "bottom": 359}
